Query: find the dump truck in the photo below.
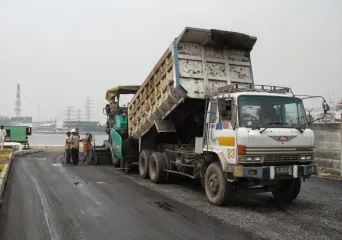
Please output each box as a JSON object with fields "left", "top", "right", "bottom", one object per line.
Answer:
{"left": 101, "top": 27, "right": 329, "bottom": 206}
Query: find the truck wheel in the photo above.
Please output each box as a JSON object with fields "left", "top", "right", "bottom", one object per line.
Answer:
{"left": 272, "top": 178, "right": 301, "bottom": 203}
{"left": 204, "top": 162, "right": 231, "bottom": 206}
{"left": 149, "top": 152, "right": 166, "bottom": 183}
{"left": 139, "top": 150, "right": 151, "bottom": 179}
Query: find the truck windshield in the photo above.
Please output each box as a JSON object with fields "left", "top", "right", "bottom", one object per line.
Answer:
{"left": 238, "top": 95, "right": 308, "bottom": 128}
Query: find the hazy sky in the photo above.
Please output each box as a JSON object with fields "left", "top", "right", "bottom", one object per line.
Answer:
{"left": 1, "top": 0, "right": 341, "bottom": 124}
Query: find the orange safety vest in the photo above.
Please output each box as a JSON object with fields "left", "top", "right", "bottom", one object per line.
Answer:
{"left": 83, "top": 137, "right": 88, "bottom": 152}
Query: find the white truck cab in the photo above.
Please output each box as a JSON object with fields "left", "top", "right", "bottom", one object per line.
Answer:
{"left": 201, "top": 84, "right": 328, "bottom": 205}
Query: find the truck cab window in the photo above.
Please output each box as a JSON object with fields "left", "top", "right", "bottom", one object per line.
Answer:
{"left": 239, "top": 95, "right": 307, "bottom": 128}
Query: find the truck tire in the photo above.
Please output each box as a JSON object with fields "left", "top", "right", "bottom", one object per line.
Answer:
{"left": 272, "top": 178, "right": 301, "bottom": 203}
{"left": 204, "top": 162, "right": 232, "bottom": 206}
{"left": 139, "top": 150, "right": 151, "bottom": 179}
{"left": 149, "top": 152, "right": 166, "bottom": 183}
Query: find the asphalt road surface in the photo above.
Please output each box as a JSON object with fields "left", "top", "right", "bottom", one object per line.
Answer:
{"left": 1, "top": 152, "right": 342, "bottom": 240}
{"left": 0, "top": 152, "right": 254, "bottom": 240}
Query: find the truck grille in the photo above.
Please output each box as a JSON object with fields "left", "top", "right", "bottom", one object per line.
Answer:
{"left": 264, "top": 154, "right": 300, "bottom": 162}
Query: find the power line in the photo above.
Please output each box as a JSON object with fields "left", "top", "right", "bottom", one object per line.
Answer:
{"left": 85, "top": 96, "right": 94, "bottom": 121}
{"left": 65, "top": 106, "right": 74, "bottom": 121}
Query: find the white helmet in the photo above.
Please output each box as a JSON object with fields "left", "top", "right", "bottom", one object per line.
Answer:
{"left": 71, "top": 129, "right": 76, "bottom": 133}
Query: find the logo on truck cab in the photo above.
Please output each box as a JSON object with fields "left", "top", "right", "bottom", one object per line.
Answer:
{"left": 268, "top": 135, "right": 297, "bottom": 144}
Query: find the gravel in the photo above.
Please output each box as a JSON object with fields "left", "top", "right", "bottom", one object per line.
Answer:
{"left": 112, "top": 167, "right": 342, "bottom": 240}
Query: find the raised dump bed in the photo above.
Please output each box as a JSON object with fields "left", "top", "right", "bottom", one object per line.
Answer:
{"left": 128, "top": 27, "right": 257, "bottom": 139}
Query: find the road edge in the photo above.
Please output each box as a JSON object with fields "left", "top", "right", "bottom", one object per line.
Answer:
{"left": 0, "top": 149, "right": 44, "bottom": 198}
{"left": 12, "top": 149, "right": 44, "bottom": 156}
{"left": 0, "top": 153, "right": 13, "bottom": 199}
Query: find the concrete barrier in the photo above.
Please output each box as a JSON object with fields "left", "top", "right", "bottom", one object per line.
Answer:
{"left": 311, "top": 122, "right": 342, "bottom": 176}
{"left": 0, "top": 153, "right": 13, "bottom": 198}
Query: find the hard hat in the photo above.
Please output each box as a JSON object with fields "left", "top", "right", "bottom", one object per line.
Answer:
{"left": 71, "top": 129, "right": 76, "bottom": 133}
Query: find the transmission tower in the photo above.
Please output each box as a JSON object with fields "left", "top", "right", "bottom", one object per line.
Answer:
{"left": 85, "top": 97, "right": 93, "bottom": 121}
{"left": 65, "top": 106, "right": 74, "bottom": 121}
{"left": 76, "top": 109, "right": 83, "bottom": 121}
{"left": 14, "top": 83, "right": 22, "bottom": 118}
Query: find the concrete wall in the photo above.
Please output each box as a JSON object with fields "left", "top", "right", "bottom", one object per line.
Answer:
{"left": 311, "top": 123, "right": 342, "bottom": 175}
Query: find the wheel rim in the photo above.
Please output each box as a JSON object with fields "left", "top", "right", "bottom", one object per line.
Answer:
{"left": 208, "top": 173, "right": 219, "bottom": 196}
{"left": 150, "top": 159, "right": 156, "bottom": 180}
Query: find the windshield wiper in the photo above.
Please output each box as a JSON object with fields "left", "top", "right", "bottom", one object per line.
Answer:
{"left": 294, "top": 127, "right": 304, "bottom": 133}
{"left": 259, "top": 122, "right": 282, "bottom": 133}
{"left": 260, "top": 127, "right": 268, "bottom": 133}
{"left": 294, "top": 124, "right": 307, "bottom": 134}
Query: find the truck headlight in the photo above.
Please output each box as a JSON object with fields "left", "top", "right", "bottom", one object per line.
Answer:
{"left": 300, "top": 155, "right": 312, "bottom": 160}
{"left": 246, "top": 156, "right": 253, "bottom": 162}
{"left": 254, "top": 156, "right": 261, "bottom": 162}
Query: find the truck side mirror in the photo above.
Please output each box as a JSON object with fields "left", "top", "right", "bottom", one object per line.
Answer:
{"left": 322, "top": 101, "right": 330, "bottom": 113}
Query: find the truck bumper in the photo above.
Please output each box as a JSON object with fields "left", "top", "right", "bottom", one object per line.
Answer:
{"left": 232, "top": 164, "right": 318, "bottom": 180}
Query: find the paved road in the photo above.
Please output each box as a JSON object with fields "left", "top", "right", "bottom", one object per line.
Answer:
{"left": 123, "top": 167, "right": 342, "bottom": 240}
{"left": 0, "top": 152, "right": 254, "bottom": 240}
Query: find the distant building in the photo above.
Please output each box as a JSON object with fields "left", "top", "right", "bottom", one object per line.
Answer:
{"left": 63, "top": 120, "right": 105, "bottom": 133}
{"left": 10, "top": 116, "right": 33, "bottom": 127}
{"left": 0, "top": 115, "right": 11, "bottom": 126}
{"left": 34, "top": 123, "right": 57, "bottom": 133}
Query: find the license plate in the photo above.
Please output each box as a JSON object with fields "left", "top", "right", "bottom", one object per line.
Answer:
{"left": 275, "top": 166, "right": 292, "bottom": 175}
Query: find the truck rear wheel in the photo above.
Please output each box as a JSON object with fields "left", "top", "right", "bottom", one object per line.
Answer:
{"left": 139, "top": 150, "right": 151, "bottom": 179}
{"left": 272, "top": 178, "right": 301, "bottom": 203}
{"left": 204, "top": 162, "right": 232, "bottom": 206}
{"left": 149, "top": 152, "right": 166, "bottom": 183}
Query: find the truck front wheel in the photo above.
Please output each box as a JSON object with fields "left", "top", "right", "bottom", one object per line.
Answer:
{"left": 272, "top": 178, "right": 301, "bottom": 203}
{"left": 149, "top": 152, "right": 166, "bottom": 183}
{"left": 139, "top": 150, "right": 151, "bottom": 179}
{"left": 204, "top": 162, "right": 232, "bottom": 206}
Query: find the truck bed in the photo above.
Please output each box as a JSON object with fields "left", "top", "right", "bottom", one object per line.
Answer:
{"left": 128, "top": 27, "right": 257, "bottom": 139}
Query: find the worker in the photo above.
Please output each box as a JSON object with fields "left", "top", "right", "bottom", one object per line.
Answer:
{"left": 75, "top": 128, "right": 81, "bottom": 162}
{"left": 65, "top": 131, "right": 72, "bottom": 164}
{"left": 70, "top": 129, "right": 81, "bottom": 164}
{"left": 85, "top": 134, "right": 94, "bottom": 165}
{"left": 83, "top": 133, "right": 94, "bottom": 164}
{"left": 260, "top": 104, "right": 278, "bottom": 125}
{"left": 0, "top": 125, "right": 7, "bottom": 149}
{"left": 82, "top": 133, "right": 89, "bottom": 163}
